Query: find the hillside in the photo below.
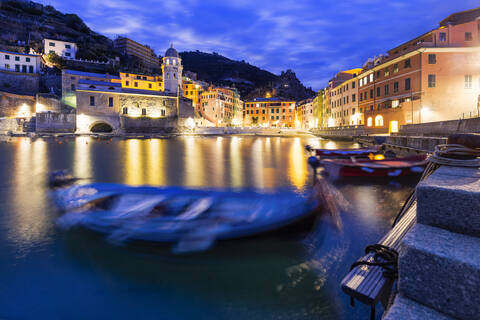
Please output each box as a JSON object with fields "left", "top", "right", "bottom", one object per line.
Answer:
{"left": 180, "top": 51, "right": 314, "bottom": 100}
{"left": 0, "top": 0, "right": 116, "bottom": 61}
{"left": 0, "top": 0, "right": 315, "bottom": 100}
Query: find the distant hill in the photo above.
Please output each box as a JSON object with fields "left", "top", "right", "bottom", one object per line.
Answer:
{"left": 0, "top": 0, "right": 315, "bottom": 100}
{"left": 0, "top": 0, "right": 116, "bottom": 61}
{"left": 180, "top": 51, "right": 315, "bottom": 100}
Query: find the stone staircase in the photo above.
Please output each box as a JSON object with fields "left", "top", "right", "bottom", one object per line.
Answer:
{"left": 383, "top": 166, "right": 480, "bottom": 319}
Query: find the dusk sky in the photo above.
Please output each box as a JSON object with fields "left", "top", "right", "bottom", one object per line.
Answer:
{"left": 47, "top": 0, "right": 478, "bottom": 90}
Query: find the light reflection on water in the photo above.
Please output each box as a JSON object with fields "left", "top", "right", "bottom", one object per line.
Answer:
{"left": 0, "top": 135, "right": 417, "bottom": 320}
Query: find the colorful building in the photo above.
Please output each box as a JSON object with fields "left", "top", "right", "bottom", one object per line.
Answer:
{"left": 359, "top": 7, "right": 480, "bottom": 133}
{"left": 200, "top": 87, "right": 243, "bottom": 126}
{"left": 243, "top": 98, "right": 296, "bottom": 128}
{"left": 0, "top": 50, "right": 42, "bottom": 74}
{"left": 120, "top": 72, "right": 163, "bottom": 91}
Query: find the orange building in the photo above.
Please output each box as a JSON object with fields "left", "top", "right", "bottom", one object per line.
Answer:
{"left": 243, "top": 98, "right": 296, "bottom": 128}
{"left": 358, "top": 7, "right": 480, "bottom": 133}
{"left": 200, "top": 87, "right": 243, "bottom": 126}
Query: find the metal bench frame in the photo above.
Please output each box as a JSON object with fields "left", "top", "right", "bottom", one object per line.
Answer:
{"left": 340, "top": 201, "right": 417, "bottom": 319}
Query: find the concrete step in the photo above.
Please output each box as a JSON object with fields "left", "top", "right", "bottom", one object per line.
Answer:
{"left": 416, "top": 166, "right": 480, "bottom": 237}
{"left": 383, "top": 295, "right": 454, "bottom": 320}
{"left": 398, "top": 223, "right": 480, "bottom": 320}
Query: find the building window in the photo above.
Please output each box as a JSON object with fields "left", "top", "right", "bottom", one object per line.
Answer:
{"left": 142, "top": 108, "right": 146, "bottom": 116}
{"left": 384, "top": 68, "right": 390, "bottom": 77}
{"left": 367, "top": 117, "right": 373, "bottom": 127}
{"left": 428, "top": 75, "right": 436, "bottom": 88}
{"left": 148, "top": 83, "right": 152, "bottom": 89}
{"left": 392, "top": 64, "right": 398, "bottom": 73}
{"left": 404, "top": 59, "right": 411, "bottom": 68}
{"left": 392, "top": 100, "right": 400, "bottom": 108}
{"left": 123, "top": 107, "right": 128, "bottom": 114}
{"left": 428, "top": 54, "right": 436, "bottom": 64}
{"left": 439, "top": 32, "right": 446, "bottom": 42}
{"left": 465, "top": 75, "right": 473, "bottom": 89}
{"left": 369, "top": 74, "right": 373, "bottom": 82}
{"left": 49, "top": 42, "right": 55, "bottom": 46}
{"left": 28, "top": 66, "right": 33, "bottom": 73}
{"left": 49, "top": 50, "right": 55, "bottom": 54}
{"left": 71, "top": 84, "right": 75, "bottom": 90}
{"left": 375, "top": 115, "right": 384, "bottom": 127}
{"left": 5, "top": 55, "right": 9, "bottom": 60}
{"left": 352, "top": 82, "right": 355, "bottom": 89}
{"left": 5, "top": 64, "right": 9, "bottom": 69}
{"left": 65, "top": 44, "right": 71, "bottom": 49}
{"left": 89, "top": 96, "right": 95, "bottom": 106}
{"left": 143, "top": 76, "right": 147, "bottom": 80}
{"left": 15, "top": 56, "right": 20, "bottom": 61}
{"left": 126, "top": 81, "right": 129, "bottom": 86}
{"left": 465, "top": 32, "right": 473, "bottom": 41}
{"left": 377, "top": 87, "right": 381, "bottom": 97}
{"left": 370, "top": 89, "right": 373, "bottom": 99}
{"left": 161, "top": 109, "right": 166, "bottom": 116}
{"left": 405, "top": 78, "right": 411, "bottom": 91}
{"left": 109, "top": 97, "right": 114, "bottom": 107}
{"left": 384, "top": 85, "right": 389, "bottom": 95}
{"left": 352, "top": 94, "right": 356, "bottom": 102}
{"left": 26, "top": 57, "right": 30, "bottom": 62}
{"left": 134, "top": 82, "right": 138, "bottom": 87}
{"left": 394, "top": 82, "right": 399, "bottom": 93}
{"left": 65, "top": 52, "right": 71, "bottom": 57}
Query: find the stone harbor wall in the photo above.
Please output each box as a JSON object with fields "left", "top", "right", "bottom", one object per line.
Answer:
{"left": 118, "top": 95, "right": 177, "bottom": 119}
{"left": 399, "top": 118, "right": 480, "bottom": 137}
{"left": 0, "top": 118, "right": 25, "bottom": 133}
{"left": 0, "top": 70, "right": 40, "bottom": 95}
{"left": 0, "top": 91, "right": 35, "bottom": 117}
{"left": 36, "top": 93, "right": 74, "bottom": 113}
{"left": 36, "top": 112, "right": 76, "bottom": 133}
{"left": 120, "top": 116, "right": 177, "bottom": 133}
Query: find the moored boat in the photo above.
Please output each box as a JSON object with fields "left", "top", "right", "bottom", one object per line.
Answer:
{"left": 322, "top": 155, "right": 428, "bottom": 180}
{"left": 54, "top": 183, "right": 322, "bottom": 253}
{"left": 305, "top": 145, "right": 382, "bottom": 159}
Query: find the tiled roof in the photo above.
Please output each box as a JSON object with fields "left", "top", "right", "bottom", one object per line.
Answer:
{"left": 440, "top": 7, "right": 480, "bottom": 26}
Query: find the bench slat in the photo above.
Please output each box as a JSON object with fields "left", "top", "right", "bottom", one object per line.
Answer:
{"left": 341, "top": 201, "right": 417, "bottom": 305}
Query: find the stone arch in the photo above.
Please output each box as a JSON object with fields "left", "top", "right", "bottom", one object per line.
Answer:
{"left": 89, "top": 121, "right": 113, "bottom": 133}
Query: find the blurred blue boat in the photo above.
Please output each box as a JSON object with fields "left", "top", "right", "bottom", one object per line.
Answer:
{"left": 54, "top": 183, "right": 321, "bottom": 253}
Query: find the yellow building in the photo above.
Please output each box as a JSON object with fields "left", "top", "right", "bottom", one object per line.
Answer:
{"left": 183, "top": 82, "right": 204, "bottom": 113}
{"left": 120, "top": 72, "right": 163, "bottom": 91}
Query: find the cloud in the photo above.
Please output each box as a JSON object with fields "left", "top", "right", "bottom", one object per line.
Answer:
{"left": 49, "top": 0, "right": 476, "bottom": 91}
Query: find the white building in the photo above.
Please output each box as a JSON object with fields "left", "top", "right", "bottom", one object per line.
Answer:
{"left": 43, "top": 38, "right": 78, "bottom": 59}
{"left": 161, "top": 44, "right": 183, "bottom": 94}
{"left": 0, "top": 50, "right": 42, "bottom": 73}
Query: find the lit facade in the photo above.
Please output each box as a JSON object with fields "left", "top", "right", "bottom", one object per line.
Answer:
{"left": 0, "top": 50, "right": 42, "bottom": 74}
{"left": 243, "top": 98, "right": 296, "bottom": 128}
{"left": 200, "top": 87, "right": 243, "bottom": 126}
{"left": 43, "top": 38, "right": 77, "bottom": 59}
{"left": 360, "top": 7, "right": 480, "bottom": 133}
{"left": 120, "top": 72, "right": 163, "bottom": 91}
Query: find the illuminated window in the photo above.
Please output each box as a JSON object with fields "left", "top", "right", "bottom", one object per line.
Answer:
{"left": 369, "top": 74, "right": 373, "bottom": 82}
{"left": 367, "top": 117, "right": 373, "bottom": 127}
{"left": 375, "top": 115, "right": 384, "bottom": 127}
{"left": 393, "top": 64, "right": 399, "bottom": 73}
{"left": 384, "top": 68, "right": 390, "bottom": 77}
{"left": 390, "top": 121, "right": 399, "bottom": 133}
{"left": 392, "top": 100, "right": 399, "bottom": 108}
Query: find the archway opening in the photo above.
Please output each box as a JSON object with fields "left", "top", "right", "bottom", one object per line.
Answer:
{"left": 90, "top": 122, "right": 113, "bottom": 133}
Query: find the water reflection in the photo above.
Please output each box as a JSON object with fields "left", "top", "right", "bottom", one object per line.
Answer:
{"left": 289, "top": 138, "right": 308, "bottom": 191}
{"left": 124, "top": 139, "right": 143, "bottom": 185}
{"left": 184, "top": 136, "right": 204, "bottom": 186}
{"left": 229, "top": 136, "right": 243, "bottom": 187}
{"left": 74, "top": 136, "right": 92, "bottom": 179}
{"left": 146, "top": 139, "right": 166, "bottom": 186}
{"left": 9, "top": 138, "right": 50, "bottom": 252}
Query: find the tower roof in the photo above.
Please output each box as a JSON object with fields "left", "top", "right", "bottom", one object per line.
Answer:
{"left": 165, "top": 44, "right": 179, "bottom": 58}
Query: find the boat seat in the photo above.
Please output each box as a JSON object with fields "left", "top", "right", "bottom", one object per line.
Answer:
{"left": 340, "top": 201, "right": 417, "bottom": 320}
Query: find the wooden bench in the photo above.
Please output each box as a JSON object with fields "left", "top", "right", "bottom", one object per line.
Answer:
{"left": 341, "top": 200, "right": 417, "bottom": 320}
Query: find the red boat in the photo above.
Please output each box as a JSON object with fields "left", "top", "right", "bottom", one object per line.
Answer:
{"left": 322, "top": 155, "right": 428, "bottom": 180}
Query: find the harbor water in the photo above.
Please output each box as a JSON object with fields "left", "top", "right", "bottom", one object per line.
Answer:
{"left": 0, "top": 136, "right": 416, "bottom": 319}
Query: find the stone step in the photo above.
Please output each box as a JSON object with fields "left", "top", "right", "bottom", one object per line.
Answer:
{"left": 416, "top": 166, "right": 480, "bottom": 237}
{"left": 383, "top": 295, "right": 455, "bottom": 320}
{"left": 398, "top": 223, "right": 480, "bottom": 320}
